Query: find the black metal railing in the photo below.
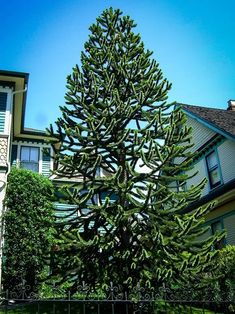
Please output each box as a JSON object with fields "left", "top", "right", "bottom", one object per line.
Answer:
{"left": 0, "top": 280, "right": 234, "bottom": 314}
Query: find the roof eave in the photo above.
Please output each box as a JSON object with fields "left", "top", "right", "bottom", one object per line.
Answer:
{"left": 180, "top": 106, "right": 235, "bottom": 142}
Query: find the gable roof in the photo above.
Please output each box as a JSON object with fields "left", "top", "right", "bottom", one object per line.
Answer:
{"left": 180, "top": 104, "right": 235, "bottom": 141}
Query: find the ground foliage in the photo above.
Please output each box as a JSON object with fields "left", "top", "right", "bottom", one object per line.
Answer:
{"left": 3, "top": 167, "right": 55, "bottom": 292}
{"left": 48, "top": 8, "right": 224, "bottom": 293}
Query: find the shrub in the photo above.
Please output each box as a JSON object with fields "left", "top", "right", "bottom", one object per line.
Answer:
{"left": 3, "top": 167, "right": 55, "bottom": 293}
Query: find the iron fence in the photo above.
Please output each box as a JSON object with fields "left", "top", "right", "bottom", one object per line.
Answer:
{"left": 0, "top": 280, "right": 234, "bottom": 313}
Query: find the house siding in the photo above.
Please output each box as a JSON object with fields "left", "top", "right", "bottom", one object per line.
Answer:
{"left": 206, "top": 199, "right": 235, "bottom": 246}
{"left": 182, "top": 110, "right": 235, "bottom": 247}
{"left": 224, "top": 214, "right": 235, "bottom": 245}
{"left": 197, "top": 228, "right": 211, "bottom": 242}
{"left": 11, "top": 141, "right": 52, "bottom": 176}
{"left": 186, "top": 116, "right": 216, "bottom": 153}
{"left": 186, "top": 159, "right": 208, "bottom": 196}
{"left": 217, "top": 139, "right": 235, "bottom": 184}
{"left": 42, "top": 148, "right": 51, "bottom": 177}
{"left": 185, "top": 139, "right": 235, "bottom": 197}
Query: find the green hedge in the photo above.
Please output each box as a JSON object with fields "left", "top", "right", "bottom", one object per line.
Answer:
{"left": 3, "top": 167, "right": 55, "bottom": 293}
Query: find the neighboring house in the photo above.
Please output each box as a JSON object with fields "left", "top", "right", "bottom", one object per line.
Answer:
{"left": 0, "top": 70, "right": 57, "bottom": 287}
{"left": 0, "top": 69, "right": 111, "bottom": 227}
{"left": 179, "top": 101, "right": 235, "bottom": 246}
{"left": 0, "top": 70, "right": 55, "bottom": 216}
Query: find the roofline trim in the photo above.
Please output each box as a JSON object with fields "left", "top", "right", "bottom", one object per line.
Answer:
{"left": 0, "top": 70, "right": 29, "bottom": 81}
{"left": 182, "top": 178, "right": 235, "bottom": 213}
{"left": 181, "top": 106, "right": 235, "bottom": 142}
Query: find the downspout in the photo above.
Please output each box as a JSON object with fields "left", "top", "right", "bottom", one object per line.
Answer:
{"left": 0, "top": 84, "right": 28, "bottom": 292}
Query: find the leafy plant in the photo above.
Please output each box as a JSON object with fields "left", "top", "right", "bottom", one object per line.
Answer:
{"left": 3, "top": 167, "right": 55, "bottom": 293}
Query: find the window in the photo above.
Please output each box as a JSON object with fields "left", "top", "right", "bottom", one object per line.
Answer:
{"left": 177, "top": 181, "right": 186, "bottom": 192}
{"left": 206, "top": 151, "right": 221, "bottom": 189}
{"left": 20, "top": 146, "right": 39, "bottom": 172}
{"left": 211, "top": 220, "right": 224, "bottom": 249}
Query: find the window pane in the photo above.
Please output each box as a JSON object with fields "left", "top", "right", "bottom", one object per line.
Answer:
{"left": 207, "top": 151, "right": 217, "bottom": 169}
{"left": 20, "top": 146, "right": 39, "bottom": 173}
{"left": 211, "top": 221, "right": 224, "bottom": 249}
{"left": 210, "top": 168, "right": 220, "bottom": 186}
{"left": 30, "top": 147, "right": 39, "bottom": 162}
{"left": 21, "top": 147, "right": 30, "bottom": 161}
{"left": 21, "top": 162, "right": 39, "bottom": 172}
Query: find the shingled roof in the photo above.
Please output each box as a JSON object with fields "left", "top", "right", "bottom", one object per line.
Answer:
{"left": 181, "top": 103, "right": 235, "bottom": 139}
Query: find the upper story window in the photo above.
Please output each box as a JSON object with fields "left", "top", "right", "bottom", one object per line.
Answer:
{"left": 206, "top": 150, "right": 222, "bottom": 189}
{"left": 20, "top": 146, "right": 39, "bottom": 172}
{"left": 177, "top": 181, "right": 186, "bottom": 192}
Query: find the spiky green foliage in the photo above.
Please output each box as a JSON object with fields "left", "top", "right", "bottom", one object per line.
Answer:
{"left": 3, "top": 168, "right": 55, "bottom": 293}
{"left": 48, "top": 8, "right": 224, "bottom": 292}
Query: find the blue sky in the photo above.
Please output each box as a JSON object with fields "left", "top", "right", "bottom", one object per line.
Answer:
{"left": 1, "top": 0, "right": 235, "bottom": 130}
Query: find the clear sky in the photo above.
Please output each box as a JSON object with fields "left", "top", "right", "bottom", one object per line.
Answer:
{"left": 1, "top": 0, "right": 235, "bottom": 130}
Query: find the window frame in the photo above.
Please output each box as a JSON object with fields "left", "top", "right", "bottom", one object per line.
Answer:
{"left": 177, "top": 180, "right": 187, "bottom": 192}
{"left": 211, "top": 219, "right": 225, "bottom": 249}
{"left": 20, "top": 146, "right": 40, "bottom": 173}
{"left": 205, "top": 150, "right": 222, "bottom": 189}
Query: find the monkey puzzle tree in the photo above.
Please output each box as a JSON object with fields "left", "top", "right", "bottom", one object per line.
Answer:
{"left": 48, "top": 8, "right": 223, "bottom": 292}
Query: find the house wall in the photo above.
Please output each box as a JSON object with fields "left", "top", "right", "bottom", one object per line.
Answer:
{"left": 217, "top": 139, "right": 235, "bottom": 184}
{"left": 205, "top": 199, "right": 235, "bottom": 245}
{"left": 186, "top": 159, "right": 208, "bottom": 196}
{"left": 11, "top": 140, "right": 53, "bottom": 176}
{"left": 185, "top": 138, "right": 235, "bottom": 197}
{"left": 183, "top": 113, "right": 235, "bottom": 247}
{"left": 195, "top": 199, "right": 235, "bottom": 245}
{"left": 186, "top": 116, "right": 216, "bottom": 153}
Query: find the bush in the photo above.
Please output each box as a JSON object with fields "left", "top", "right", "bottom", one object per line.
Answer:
{"left": 215, "top": 245, "right": 235, "bottom": 301}
{"left": 3, "top": 167, "right": 55, "bottom": 293}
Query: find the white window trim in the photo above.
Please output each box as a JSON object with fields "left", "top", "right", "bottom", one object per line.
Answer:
{"left": 14, "top": 142, "right": 52, "bottom": 175}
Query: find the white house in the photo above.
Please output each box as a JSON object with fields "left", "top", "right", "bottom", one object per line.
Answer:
{"left": 179, "top": 101, "right": 235, "bottom": 246}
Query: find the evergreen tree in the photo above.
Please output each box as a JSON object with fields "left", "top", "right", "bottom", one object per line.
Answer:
{"left": 48, "top": 8, "right": 224, "bottom": 293}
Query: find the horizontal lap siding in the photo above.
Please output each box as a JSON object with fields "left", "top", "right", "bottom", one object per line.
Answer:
{"left": 42, "top": 148, "right": 51, "bottom": 176}
{"left": 197, "top": 228, "right": 211, "bottom": 242}
{"left": 186, "top": 116, "right": 216, "bottom": 153}
{"left": 186, "top": 159, "right": 208, "bottom": 196}
{"left": 223, "top": 214, "right": 235, "bottom": 245}
{"left": 217, "top": 140, "right": 235, "bottom": 184}
{"left": 175, "top": 115, "right": 216, "bottom": 165}
{"left": 54, "top": 203, "right": 79, "bottom": 222}
{"left": 42, "top": 160, "right": 51, "bottom": 176}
